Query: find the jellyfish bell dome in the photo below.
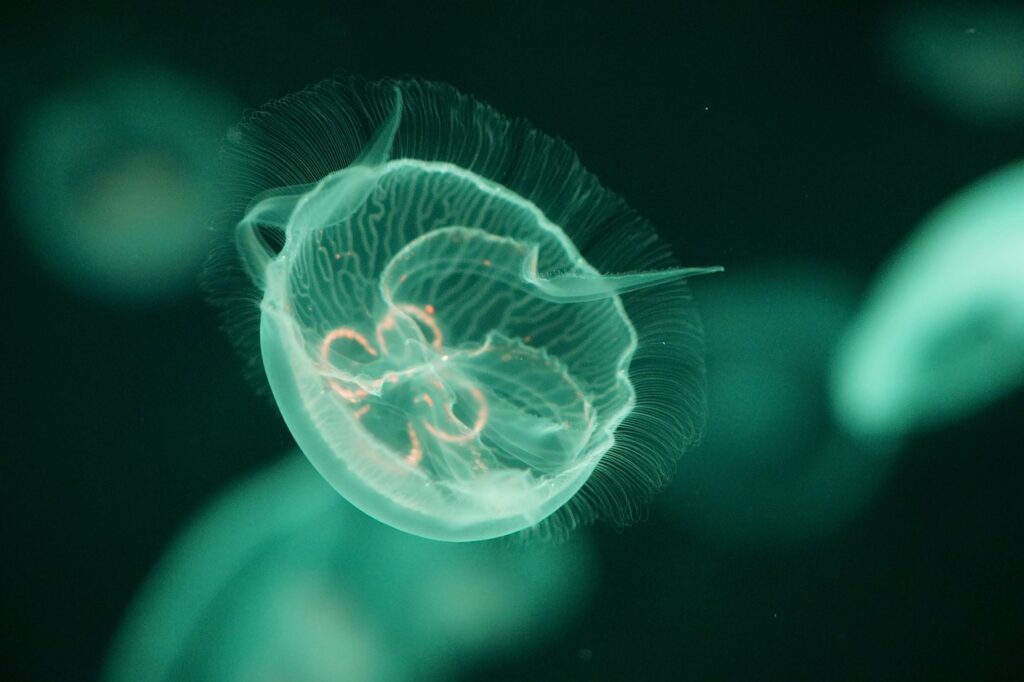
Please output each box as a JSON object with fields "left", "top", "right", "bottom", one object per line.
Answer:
{"left": 832, "top": 159, "right": 1024, "bottom": 440}
{"left": 881, "top": 4, "right": 1024, "bottom": 128}
{"left": 9, "top": 68, "right": 236, "bottom": 305}
{"left": 215, "top": 76, "right": 719, "bottom": 541}
{"left": 104, "top": 454, "right": 595, "bottom": 682}
{"left": 666, "top": 266, "right": 895, "bottom": 549}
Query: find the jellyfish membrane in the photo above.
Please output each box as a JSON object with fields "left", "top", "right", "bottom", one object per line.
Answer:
{"left": 7, "top": 68, "right": 237, "bottom": 305}
{"left": 103, "top": 454, "right": 594, "bottom": 682}
{"left": 832, "top": 160, "right": 1024, "bottom": 440}
{"left": 880, "top": 4, "right": 1024, "bottom": 127}
{"left": 666, "top": 266, "right": 895, "bottom": 549}
{"left": 208, "top": 75, "right": 719, "bottom": 541}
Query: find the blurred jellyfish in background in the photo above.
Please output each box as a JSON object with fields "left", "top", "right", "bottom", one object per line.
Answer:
{"left": 103, "top": 453, "right": 594, "bottom": 682}
{"left": 880, "top": 3, "right": 1024, "bottom": 127}
{"left": 665, "top": 267, "right": 895, "bottom": 550}
{"left": 832, "top": 159, "right": 1024, "bottom": 442}
{"left": 7, "top": 68, "right": 237, "bottom": 305}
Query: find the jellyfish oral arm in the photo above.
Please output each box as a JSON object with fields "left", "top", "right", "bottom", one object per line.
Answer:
{"left": 235, "top": 191, "right": 304, "bottom": 289}
{"left": 529, "top": 264, "right": 725, "bottom": 303}
{"left": 381, "top": 224, "right": 722, "bottom": 307}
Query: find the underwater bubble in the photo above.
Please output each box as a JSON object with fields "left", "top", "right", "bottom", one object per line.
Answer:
{"left": 210, "top": 75, "right": 719, "bottom": 541}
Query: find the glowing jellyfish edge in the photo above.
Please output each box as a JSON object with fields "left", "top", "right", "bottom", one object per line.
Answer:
{"left": 228, "top": 78, "right": 719, "bottom": 541}
{"left": 831, "top": 159, "right": 1024, "bottom": 439}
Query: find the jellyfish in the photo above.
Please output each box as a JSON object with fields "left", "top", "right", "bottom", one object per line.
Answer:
{"left": 8, "top": 68, "right": 237, "bottom": 304}
{"left": 665, "top": 266, "right": 894, "bottom": 549}
{"left": 103, "top": 454, "right": 594, "bottom": 682}
{"left": 832, "top": 159, "right": 1024, "bottom": 440}
{"left": 880, "top": 4, "right": 1024, "bottom": 127}
{"left": 210, "top": 76, "right": 719, "bottom": 541}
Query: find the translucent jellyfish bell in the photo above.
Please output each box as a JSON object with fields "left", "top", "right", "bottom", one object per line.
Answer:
{"left": 666, "top": 266, "right": 894, "bottom": 549}
{"left": 832, "top": 159, "right": 1024, "bottom": 440}
{"left": 880, "top": 4, "right": 1024, "bottom": 127}
{"left": 104, "top": 455, "right": 594, "bottom": 682}
{"left": 213, "top": 77, "right": 719, "bottom": 541}
{"left": 9, "top": 68, "right": 236, "bottom": 304}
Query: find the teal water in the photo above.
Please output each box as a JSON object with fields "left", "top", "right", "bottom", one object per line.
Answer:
{"left": 3, "top": 2, "right": 1022, "bottom": 681}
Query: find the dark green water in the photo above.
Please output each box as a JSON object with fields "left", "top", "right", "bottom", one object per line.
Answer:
{"left": 2, "top": 2, "right": 1022, "bottom": 680}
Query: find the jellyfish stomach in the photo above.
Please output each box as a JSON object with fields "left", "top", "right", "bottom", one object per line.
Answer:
{"left": 316, "top": 312, "right": 597, "bottom": 479}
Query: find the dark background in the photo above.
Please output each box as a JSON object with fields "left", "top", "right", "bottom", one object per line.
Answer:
{"left": 2, "top": 1, "right": 1022, "bottom": 680}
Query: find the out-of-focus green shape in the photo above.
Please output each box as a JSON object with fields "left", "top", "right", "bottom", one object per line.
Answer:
{"left": 103, "top": 453, "right": 594, "bottom": 682}
{"left": 220, "top": 75, "right": 717, "bottom": 541}
{"left": 832, "top": 160, "right": 1024, "bottom": 439}
{"left": 667, "top": 267, "right": 894, "bottom": 549}
{"left": 8, "top": 68, "right": 236, "bottom": 304}
{"left": 880, "top": 4, "right": 1024, "bottom": 127}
